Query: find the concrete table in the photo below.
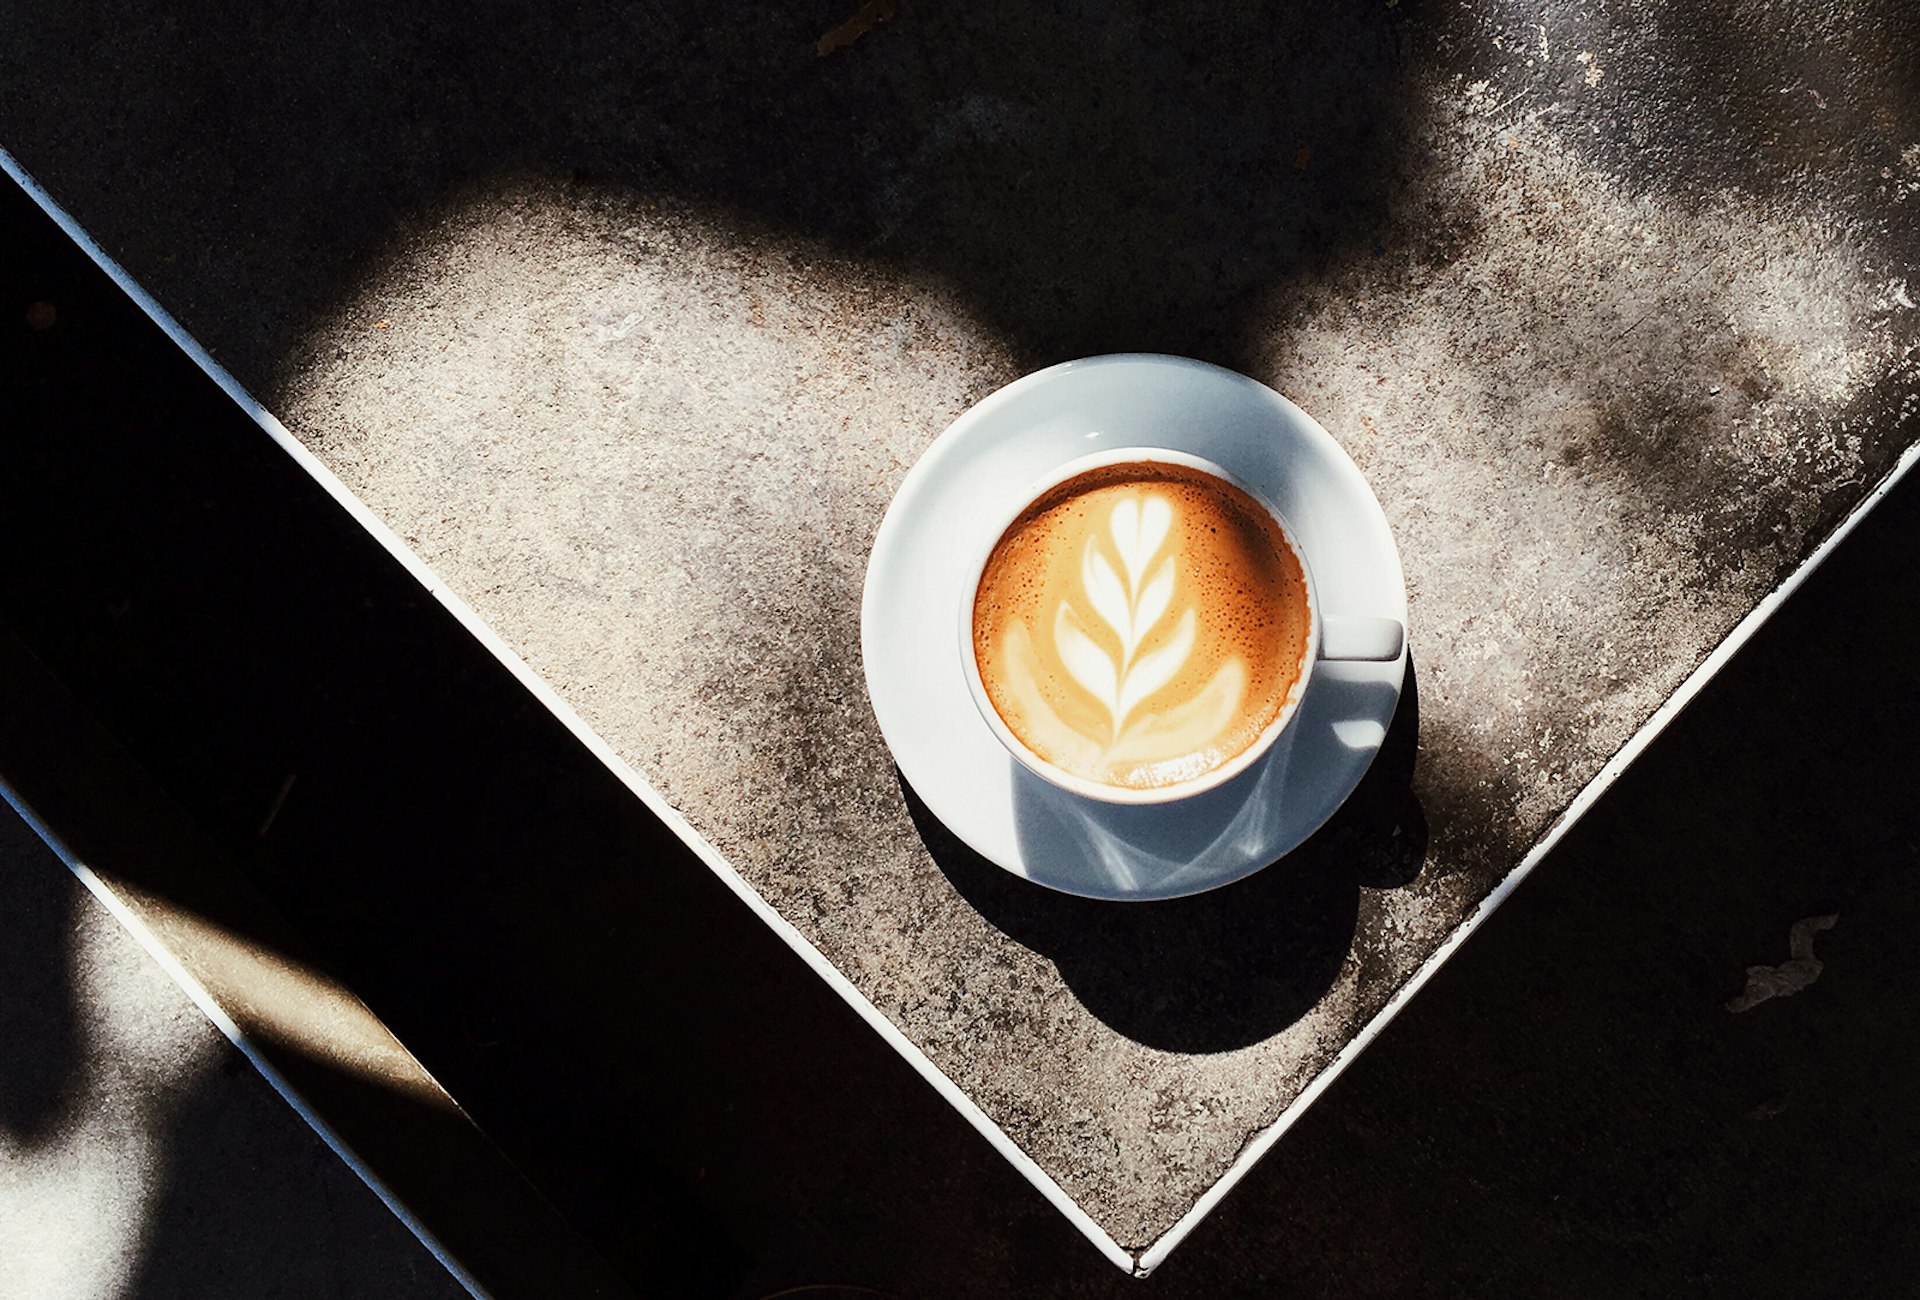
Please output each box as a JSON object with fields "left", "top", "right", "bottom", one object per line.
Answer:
{"left": 4, "top": 0, "right": 1916, "bottom": 1271}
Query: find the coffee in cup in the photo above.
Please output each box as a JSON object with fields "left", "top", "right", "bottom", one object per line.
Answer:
{"left": 966, "top": 453, "right": 1315, "bottom": 799}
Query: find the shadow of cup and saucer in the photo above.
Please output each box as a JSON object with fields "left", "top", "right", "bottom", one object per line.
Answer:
{"left": 902, "top": 660, "right": 1425, "bottom": 1054}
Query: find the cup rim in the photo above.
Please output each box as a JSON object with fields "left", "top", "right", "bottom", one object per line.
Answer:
{"left": 958, "top": 446, "right": 1321, "bottom": 806}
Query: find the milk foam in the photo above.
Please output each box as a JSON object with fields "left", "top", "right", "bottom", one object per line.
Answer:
{"left": 972, "top": 462, "right": 1310, "bottom": 790}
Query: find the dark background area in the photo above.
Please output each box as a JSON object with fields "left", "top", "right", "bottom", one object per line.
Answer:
{"left": 7, "top": 141, "right": 1920, "bottom": 1298}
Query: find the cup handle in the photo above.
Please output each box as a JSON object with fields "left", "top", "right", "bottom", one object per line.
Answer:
{"left": 1320, "top": 615, "right": 1405, "bottom": 662}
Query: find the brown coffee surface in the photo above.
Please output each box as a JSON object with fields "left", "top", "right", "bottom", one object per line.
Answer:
{"left": 971, "top": 461, "right": 1310, "bottom": 790}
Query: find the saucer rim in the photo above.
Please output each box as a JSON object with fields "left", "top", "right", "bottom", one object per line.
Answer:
{"left": 861, "top": 353, "right": 1407, "bottom": 900}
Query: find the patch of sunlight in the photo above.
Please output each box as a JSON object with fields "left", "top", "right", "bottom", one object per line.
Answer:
{"left": 127, "top": 890, "right": 455, "bottom": 1109}
{"left": 0, "top": 878, "right": 222, "bottom": 1300}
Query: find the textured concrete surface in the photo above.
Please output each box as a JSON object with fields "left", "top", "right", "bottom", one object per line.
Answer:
{"left": 4, "top": 0, "right": 1916, "bottom": 1251}
{"left": 0, "top": 803, "right": 469, "bottom": 1299}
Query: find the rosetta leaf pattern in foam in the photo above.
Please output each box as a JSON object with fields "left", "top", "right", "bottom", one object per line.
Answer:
{"left": 1132, "top": 560, "right": 1174, "bottom": 660}
{"left": 1055, "top": 490, "right": 1198, "bottom": 742}
{"left": 1054, "top": 603, "right": 1119, "bottom": 723}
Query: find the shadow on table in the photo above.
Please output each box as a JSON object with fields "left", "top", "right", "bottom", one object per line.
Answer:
{"left": 905, "top": 662, "right": 1424, "bottom": 1053}
{"left": 0, "top": 0, "right": 1420, "bottom": 385}
{"left": 0, "top": 806, "right": 83, "bottom": 1146}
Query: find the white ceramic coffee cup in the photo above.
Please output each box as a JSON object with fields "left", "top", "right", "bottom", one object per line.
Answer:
{"left": 959, "top": 448, "right": 1403, "bottom": 806}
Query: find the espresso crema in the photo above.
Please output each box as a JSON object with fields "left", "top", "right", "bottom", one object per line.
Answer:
{"left": 971, "top": 461, "right": 1311, "bottom": 790}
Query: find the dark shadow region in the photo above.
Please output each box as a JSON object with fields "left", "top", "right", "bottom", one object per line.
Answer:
{"left": 0, "top": 0, "right": 1420, "bottom": 381}
{"left": 0, "top": 806, "right": 82, "bottom": 1144}
{"left": 906, "top": 663, "right": 1423, "bottom": 1053}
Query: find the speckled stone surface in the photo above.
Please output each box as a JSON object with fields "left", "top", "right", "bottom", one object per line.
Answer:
{"left": 5, "top": 0, "right": 1916, "bottom": 1252}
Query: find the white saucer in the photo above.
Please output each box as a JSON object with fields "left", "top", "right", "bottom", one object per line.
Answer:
{"left": 861, "top": 355, "right": 1408, "bottom": 901}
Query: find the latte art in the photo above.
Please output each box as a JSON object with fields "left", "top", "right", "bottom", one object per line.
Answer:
{"left": 1060, "top": 493, "right": 1191, "bottom": 735}
{"left": 972, "top": 461, "right": 1311, "bottom": 790}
